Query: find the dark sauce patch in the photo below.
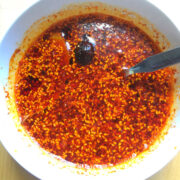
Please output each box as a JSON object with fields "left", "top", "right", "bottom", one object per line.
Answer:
{"left": 74, "top": 38, "right": 94, "bottom": 65}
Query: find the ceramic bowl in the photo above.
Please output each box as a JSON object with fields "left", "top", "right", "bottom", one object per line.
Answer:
{"left": 0, "top": 0, "right": 180, "bottom": 179}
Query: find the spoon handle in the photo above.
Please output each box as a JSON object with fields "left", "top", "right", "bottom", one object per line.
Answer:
{"left": 127, "top": 47, "right": 180, "bottom": 75}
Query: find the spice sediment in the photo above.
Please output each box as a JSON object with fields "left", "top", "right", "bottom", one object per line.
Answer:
{"left": 14, "top": 13, "right": 174, "bottom": 166}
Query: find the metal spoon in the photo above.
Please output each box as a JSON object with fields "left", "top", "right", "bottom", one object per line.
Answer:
{"left": 125, "top": 47, "right": 180, "bottom": 76}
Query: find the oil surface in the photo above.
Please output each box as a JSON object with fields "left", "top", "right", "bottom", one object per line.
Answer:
{"left": 14, "top": 13, "right": 174, "bottom": 166}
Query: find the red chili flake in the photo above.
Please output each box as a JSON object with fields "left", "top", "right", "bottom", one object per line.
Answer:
{"left": 14, "top": 13, "right": 175, "bottom": 167}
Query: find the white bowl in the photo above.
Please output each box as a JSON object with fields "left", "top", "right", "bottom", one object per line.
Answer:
{"left": 0, "top": 0, "right": 180, "bottom": 179}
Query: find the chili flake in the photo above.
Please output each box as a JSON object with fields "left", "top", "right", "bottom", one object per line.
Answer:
{"left": 14, "top": 13, "right": 174, "bottom": 166}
